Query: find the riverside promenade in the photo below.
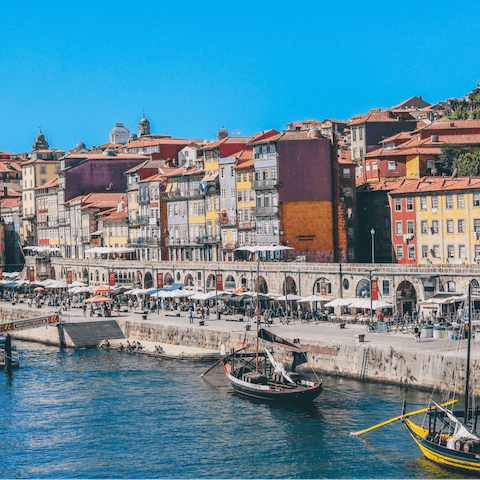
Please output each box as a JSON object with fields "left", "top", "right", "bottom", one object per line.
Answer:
{"left": 3, "top": 302, "right": 480, "bottom": 392}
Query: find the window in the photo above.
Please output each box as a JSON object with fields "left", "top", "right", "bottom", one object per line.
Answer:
{"left": 237, "top": 172, "right": 242, "bottom": 182}
{"left": 248, "top": 171, "right": 253, "bottom": 182}
{"left": 41, "top": 178, "right": 47, "bottom": 185}
{"left": 221, "top": 188, "right": 226, "bottom": 200}
{"left": 388, "top": 161, "right": 396, "bottom": 171}
{"left": 360, "top": 148, "right": 364, "bottom": 158}
{"left": 365, "top": 164, "right": 371, "bottom": 172}
{"left": 243, "top": 172, "right": 247, "bottom": 182}
{"left": 433, "top": 245, "right": 440, "bottom": 258}
{"left": 408, "top": 245, "right": 415, "bottom": 260}
{"left": 237, "top": 191, "right": 243, "bottom": 202}
{"left": 447, "top": 244, "right": 454, "bottom": 258}
{"left": 343, "top": 168, "right": 351, "bottom": 179}
{"left": 359, "top": 127, "right": 363, "bottom": 141}
{"left": 231, "top": 168, "right": 234, "bottom": 177}
{"left": 395, "top": 221, "right": 403, "bottom": 235}
{"left": 40, "top": 166, "right": 46, "bottom": 174}
{"left": 372, "top": 162, "right": 377, "bottom": 171}
{"left": 395, "top": 198, "right": 402, "bottom": 211}
{"left": 446, "top": 219, "right": 454, "bottom": 234}
{"left": 352, "top": 129, "right": 356, "bottom": 141}
{"left": 446, "top": 195, "right": 453, "bottom": 209}
{"left": 396, "top": 245, "right": 404, "bottom": 260}
{"left": 474, "top": 218, "right": 480, "bottom": 233}
{"left": 407, "top": 220, "right": 414, "bottom": 234}
{"left": 422, "top": 245, "right": 428, "bottom": 258}
{"left": 458, "top": 219, "right": 466, "bottom": 233}
{"left": 431, "top": 196, "right": 439, "bottom": 210}
{"left": 432, "top": 220, "right": 439, "bottom": 234}
{"left": 220, "top": 167, "right": 225, "bottom": 178}
{"left": 459, "top": 245, "right": 466, "bottom": 259}
{"left": 475, "top": 245, "right": 480, "bottom": 259}
{"left": 427, "top": 159, "right": 434, "bottom": 171}
{"left": 473, "top": 193, "right": 480, "bottom": 207}
{"left": 421, "top": 220, "right": 429, "bottom": 234}
{"left": 420, "top": 197, "right": 427, "bottom": 211}
{"left": 406, "top": 197, "right": 413, "bottom": 211}
{"left": 457, "top": 194, "right": 465, "bottom": 209}
{"left": 382, "top": 280, "right": 390, "bottom": 295}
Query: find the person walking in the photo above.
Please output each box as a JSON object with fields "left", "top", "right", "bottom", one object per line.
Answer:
{"left": 83, "top": 303, "right": 87, "bottom": 317}
{"left": 414, "top": 324, "right": 421, "bottom": 342}
{"left": 188, "top": 307, "right": 193, "bottom": 324}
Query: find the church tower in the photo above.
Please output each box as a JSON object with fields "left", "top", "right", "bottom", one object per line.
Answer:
{"left": 138, "top": 111, "right": 151, "bottom": 136}
{"left": 32, "top": 128, "right": 49, "bottom": 150}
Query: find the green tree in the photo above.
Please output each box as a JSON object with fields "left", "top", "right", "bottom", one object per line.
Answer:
{"left": 438, "top": 143, "right": 469, "bottom": 175}
{"left": 454, "top": 149, "right": 480, "bottom": 176}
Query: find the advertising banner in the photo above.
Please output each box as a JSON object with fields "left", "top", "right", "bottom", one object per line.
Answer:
{"left": 0, "top": 314, "right": 59, "bottom": 333}
{"left": 29, "top": 268, "right": 35, "bottom": 282}
{"left": 157, "top": 272, "right": 164, "bottom": 289}
{"left": 67, "top": 271, "right": 73, "bottom": 284}
{"left": 216, "top": 273, "right": 223, "bottom": 291}
{"left": 371, "top": 279, "right": 378, "bottom": 301}
{"left": 109, "top": 271, "right": 115, "bottom": 286}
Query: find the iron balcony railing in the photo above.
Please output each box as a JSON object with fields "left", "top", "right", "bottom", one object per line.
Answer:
{"left": 252, "top": 206, "right": 277, "bottom": 216}
{"left": 252, "top": 179, "right": 278, "bottom": 189}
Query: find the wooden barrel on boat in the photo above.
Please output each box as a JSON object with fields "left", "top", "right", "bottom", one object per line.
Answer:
{"left": 463, "top": 439, "right": 480, "bottom": 453}
{"left": 243, "top": 372, "right": 268, "bottom": 385}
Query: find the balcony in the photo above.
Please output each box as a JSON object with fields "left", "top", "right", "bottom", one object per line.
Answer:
{"left": 195, "top": 235, "right": 221, "bottom": 244}
{"left": 222, "top": 243, "right": 239, "bottom": 250}
{"left": 167, "top": 188, "right": 204, "bottom": 200}
{"left": 138, "top": 194, "right": 150, "bottom": 203}
{"left": 166, "top": 237, "right": 194, "bottom": 246}
{"left": 237, "top": 221, "right": 255, "bottom": 229}
{"left": 252, "top": 179, "right": 278, "bottom": 189}
{"left": 131, "top": 215, "right": 148, "bottom": 225}
{"left": 254, "top": 152, "right": 276, "bottom": 160}
{"left": 253, "top": 206, "right": 277, "bottom": 216}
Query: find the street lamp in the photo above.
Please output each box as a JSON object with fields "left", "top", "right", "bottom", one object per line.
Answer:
{"left": 371, "top": 228, "right": 375, "bottom": 264}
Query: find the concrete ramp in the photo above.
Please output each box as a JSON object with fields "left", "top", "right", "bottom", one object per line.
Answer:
{"left": 63, "top": 320, "right": 125, "bottom": 348}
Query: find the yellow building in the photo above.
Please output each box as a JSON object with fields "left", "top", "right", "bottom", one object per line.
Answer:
{"left": 233, "top": 155, "right": 255, "bottom": 246}
{"left": 102, "top": 207, "right": 129, "bottom": 248}
{"left": 390, "top": 177, "right": 480, "bottom": 266}
{"left": 22, "top": 148, "right": 63, "bottom": 245}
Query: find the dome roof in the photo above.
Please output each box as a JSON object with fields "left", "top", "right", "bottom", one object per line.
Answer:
{"left": 139, "top": 116, "right": 149, "bottom": 125}
{"left": 129, "top": 132, "right": 138, "bottom": 140}
{"left": 32, "top": 129, "right": 49, "bottom": 150}
{"left": 110, "top": 123, "right": 129, "bottom": 134}
{"left": 103, "top": 148, "right": 117, "bottom": 156}
{"left": 75, "top": 141, "right": 87, "bottom": 150}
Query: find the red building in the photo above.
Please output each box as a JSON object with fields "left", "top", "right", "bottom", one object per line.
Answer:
{"left": 389, "top": 193, "right": 417, "bottom": 264}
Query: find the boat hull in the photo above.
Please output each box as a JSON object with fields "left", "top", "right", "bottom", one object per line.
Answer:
{"left": 405, "top": 418, "right": 480, "bottom": 473}
{"left": 228, "top": 374, "right": 322, "bottom": 404}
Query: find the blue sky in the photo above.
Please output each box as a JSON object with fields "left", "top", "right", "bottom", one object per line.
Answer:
{"left": 1, "top": 0, "right": 480, "bottom": 153}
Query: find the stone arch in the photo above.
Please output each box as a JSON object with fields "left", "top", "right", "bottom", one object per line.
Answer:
{"left": 396, "top": 280, "right": 417, "bottom": 317}
{"left": 164, "top": 272, "right": 174, "bottom": 286}
{"left": 137, "top": 272, "right": 142, "bottom": 286}
{"left": 184, "top": 274, "right": 194, "bottom": 287}
{"left": 470, "top": 279, "right": 480, "bottom": 290}
{"left": 95, "top": 270, "right": 99, "bottom": 283}
{"left": 225, "top": 275, "right": 235, "bottom": 290}
{"left": 282, "top": 276, "right": 297, "bottom": 295}
{"left": 206, "top": 274, "right": 216, "bottom": 290}
{"left": 240, "top": 276, "right": 248, "bottom": 289}
{"left": 256, "top": 276, "right": 268, "bottom": 294}
{"left": 313, "top": 277, "right": 331, "bottom": 296}
{"left": 443, "top": 280, "right": 456, "bottom": 293}
{"left": 144, "top": 272, "right": 153, "bottom": 289}
{"left": 356, "top": 278, "right": 370, "bottom": 298}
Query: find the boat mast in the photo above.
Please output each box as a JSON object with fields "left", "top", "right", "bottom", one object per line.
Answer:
{"left": 465, "top": 282, "right": 472, "bottom": 424}
{"left": 256, "top": 255, "right": 260, "bottom": 372}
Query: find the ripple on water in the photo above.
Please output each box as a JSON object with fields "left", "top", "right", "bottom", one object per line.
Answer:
{"left": 0, "top": 342, "right": 464, "bottom": 479}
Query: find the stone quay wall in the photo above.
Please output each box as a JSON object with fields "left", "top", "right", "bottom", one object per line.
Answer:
{"left": 117, "top": 319, "right": 466, "bottom": 393}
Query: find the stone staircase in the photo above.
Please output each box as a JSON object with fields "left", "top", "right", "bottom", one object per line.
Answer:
{"left": 63, "top": 320, "right": 125, "bottom": 348}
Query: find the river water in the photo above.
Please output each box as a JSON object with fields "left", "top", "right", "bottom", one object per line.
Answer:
{"left": 0, "top": 341, "right": 471, "bottom": 479}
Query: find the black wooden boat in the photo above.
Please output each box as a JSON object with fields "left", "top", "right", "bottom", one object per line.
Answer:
{"left": 221, "top": 328, "right": 323, "bottom": 404}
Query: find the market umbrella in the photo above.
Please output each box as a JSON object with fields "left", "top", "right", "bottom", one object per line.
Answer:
{"left": 298, "top": 295, "right": 330, "bottom": 303}
{"left": 34, "top": 287, "right": 45, "bottom": 292}
{"left": 276, "top": 294, "right": 303, "bottom": 301}
{"left": 324, "top": 297, "right": 355, "bottom": 308}
{"left": 90, "top": 285, "right": 114, "bottom": 293}
{"left": 83, "top": 295, "right": 114, "bottom": 303}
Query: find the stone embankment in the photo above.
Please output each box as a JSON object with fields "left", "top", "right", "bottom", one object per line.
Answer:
{"left": 2, "top": 304, "right": 477, "bottom": 393}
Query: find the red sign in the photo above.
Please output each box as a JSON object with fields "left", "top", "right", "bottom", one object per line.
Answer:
{"left": 109, "top": 271, "right": 116, "bottom": 286}
{"left": 157, "top": 272, "right": 164, "bottom": 289}
{"left": 0, "top": 268, "right": 3, "bottom": 281}
{"left": 67, "top": 271, "right": 73, "bottom": 284}
{"left": 216, "top": 274, "right": 223, "bottom": 291}
{"left": 29, "top": 268, "right": 35, "bottom": 282}
{"left": 371, "top": 279, "right": 378, "bottom": 300}
{"left": 0, "top": 314, "right": 59, "bottom": 333}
